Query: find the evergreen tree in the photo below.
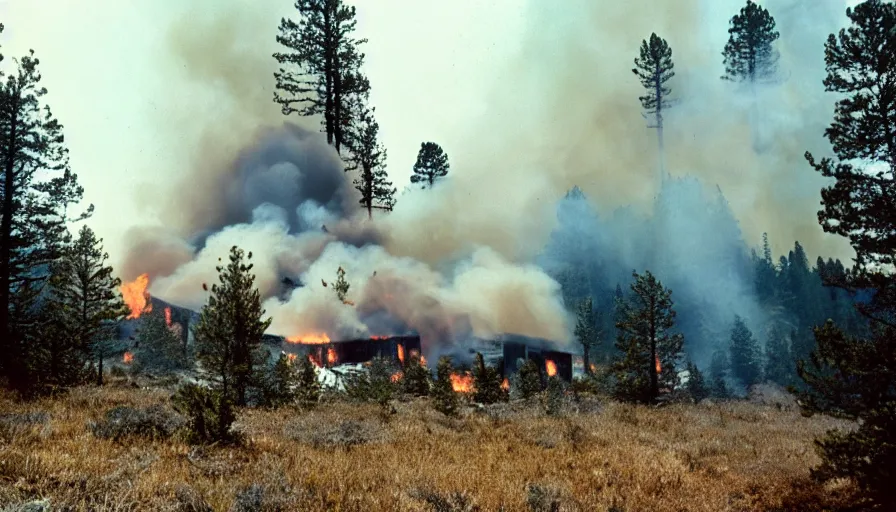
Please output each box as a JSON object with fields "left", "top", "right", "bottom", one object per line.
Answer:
{"left": 574, "top": 297, "right": 600, "bottom": 374}
{"left": 334, "top": 266, "right": 350, "bottom": 303}
{"left": 259, "top": 353, "right": 300, "bottom": 408}
{"left": 613, "top": 270, "right": 684, "bottom": 403}
{"left": 709, "top": 345, "right": 731, "bottom": 398}
{"left": 799, "top": 2, "right": 896, "bottom": 505}
{"left": 193, "top": 246, "right": 272, "bottom": 406}
{"left": 410, "top": 141, "right": 449, "bottom": 189}
{"left": 296, "top": 354, "right": 321, "bottom": 408}
{"left": 273, "top": 0, "right": 369, "bottom": 154}
{"left": 345, "top": 106, "right": 396, "bottom": 218}
{"left": 516, "top": 358, "right": 542, "bottom": 399}
{"left": 763, "top": 326, "right": 792, "bottom": 386}
{"left": 46, "top": 226, "right": 127, "bottom": 385}
{"left": 632, "top": 33, "right": 676, "bottom": 181}
{"left": 729, "top": 315, "right": 761, "bottom": 389}
{"left": 684, "top": 360, "right": 709, "bottom": 403}
{"left": 721, "top": 0, "right": 780, "bottom": 84}
{"left": 472, "top": 352, "right": 505, "bottom": 404}
{"left": 134, "top": 309, "right": 189, "bottom": 375}
{"left": 432, "top": 356, "right": 459, "bottom": 417}
{"left": 400, "top": 352, "right": 430, "bottom": 397}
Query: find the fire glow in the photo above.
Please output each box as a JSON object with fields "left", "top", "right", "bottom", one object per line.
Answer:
{"left": 545, "top": 359, "right": 557, "bottom": 377}
{"left": 450, "top": 372, "right": 474, "bottom": 393}
{"left": 397, "top": 344, "right": 405, "bottom": 365}
{"left": 327, "top": 347, "right": 337, "bottom": 365}
{"left": 287, "top": 333, "right": 331, "bottom": 344}
{"left": 120, "top": 273, "right": 152, "bottom": 320}
{"left": 122, "top": 352, "right": 134, "bottom": 364}
{"left": 655, "top": 355, "right": 661, "bottom": 374}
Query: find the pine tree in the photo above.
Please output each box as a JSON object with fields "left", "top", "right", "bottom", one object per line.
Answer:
{"left": 709, "top": 345, "right": 731, "bottom": 398}
{"left": 729, "top": 315, "right": 761, "bottom": 389}
{"left": 684, "top": 360, "right": 709, "bottom": 403}
{"left": 194, "top": 246, "right": 272, "bottom": 406}
{"left": 0, "top": 46, "right": 93, "bottom": 392}
{"left": 763, "top": 326, "right": 792, "bottom": 386}
{"left": 296, "top": 354, "right": 321, "bottom": 408}
{"left": 632, "top": 33, "right": 676, "bottom": 181}
{"left": 721, "top": 0, "right": 780, "bottom": 84}
{"left": 273, "top": 0, "right": 369, "bottom": 154}
{"left": 432, "top": 356, "right": 459, "bottom": 417}
{"left": 516, "top": 358, "right": 543, "bottom": 399}
{"left": 259, "top": 353, "right": 300, "bottom": 408}
{"left": 410, "top": 142, "right": 449, "bottom": 189}
{"left": 472, "top": 352, "right": 505, "bottom": 404}
{"left": 345, "top": 107, "right": 396, "bottom": 218}
{"left": 400, "top": 352, "right": 430, "bottom": 397}
{"left": 574, "top": 297, "right": 601, "bottom": 374}
{"left": 613, "top": 270, "right": 684, "bottom": 403}
{"left": 46, "top": 226, "right": 128, "bottom": 385}
{"left": 134, "top": 308, "right": 189, "bottom": 375}
{"left": 799, "top": 2, "right": 896, "bottom": 505}
{"left": 334, "top": 266, "right": 350, "bottom": 303}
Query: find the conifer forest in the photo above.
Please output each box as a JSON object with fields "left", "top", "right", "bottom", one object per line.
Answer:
{"left": 1, "top": 0, "right": 895, "bottom": 510}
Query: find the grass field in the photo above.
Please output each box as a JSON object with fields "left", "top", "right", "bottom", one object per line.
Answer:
{"left": 0, "top": 380, "right": 861, "bottom": 511}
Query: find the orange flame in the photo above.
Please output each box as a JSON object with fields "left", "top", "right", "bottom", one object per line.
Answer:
{"left": 122, "top": 352, "right": 134, "bottom": 364}
{"left": 545, "top": 359, "right": 557, "bottom": 377}
{"left": 308, "top": 353, "right": 323, "bottom": 368}
{"left": 655, "top": 355, "right": 661, "bottom": 374}
{"left": 327, "top": 347, "right": 337, "bottom": 366}
{"left": 501, "top": 378, "right": 510, "bottom": 391}
{"left": 397, "top": 344, "right": 405, "bottom": 365}
{"left": 164, "top": 307, "right": 172, "bottom": 327}
{"left": 286, "top": 353, "right": 297, "bottom": 363}
{"left": 390, "top": 371, "right": 403, "bottom": 383}
{"left": 121, "top": 274, "right": 152, "bottom": 319}
{"left": 370, "top": 335, "right": 389, "bottom": 340}
{"left": 420, "top": 355, "right": 427, "bottom": 367}
{"left": 287, "top": 333, "right": 331, "bottom": 344}
{"left": 449, "top": 372, "right": 474, "bottom": 393}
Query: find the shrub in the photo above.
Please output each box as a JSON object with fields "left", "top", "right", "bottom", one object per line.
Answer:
{"left": 526, "top": 483, "right": 562, "bottom": 512}
{"left": 171, "top": 383, "right": 239, "bottom": 445}
{"left": 295, "top": 355, "right": 322, "bottom": 409}
{"left": 685, "top": 360, "right": 710, "bottom": 403}
{"left": 256, "top": 353, "right": 300, "bottom": 408}
{"left": 345, "top": 357, "right": 396, "bottom": 411}
{"left": 89, "top": 405, "right": 184, "bottom": 441}
{"left": 543, "top": 376, "right": 566, "bottom": 417}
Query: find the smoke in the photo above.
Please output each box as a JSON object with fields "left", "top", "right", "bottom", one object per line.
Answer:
{"left": 119, "top": 0, "right": 859, "bottom": 363}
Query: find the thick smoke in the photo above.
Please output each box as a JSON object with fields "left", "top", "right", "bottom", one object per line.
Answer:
{"left": 121, "top": 0, "right": 858, "bottom": 365}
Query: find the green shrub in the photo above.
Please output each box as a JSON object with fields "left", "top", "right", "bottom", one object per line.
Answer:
{"left": 171, "top": 383, "right": 239, "bottom": 445}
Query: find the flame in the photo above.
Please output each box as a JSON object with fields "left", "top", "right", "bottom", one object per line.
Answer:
{"left": 327, "top": 347, "right": 337, "bottom": 366}
{"left": 287, "top": 333, "right": 331, "bottom": 344}
{"left": 589, "top": 363, "right": 597, "bottom": 373}
{"left": 390, "top": 371, "right": 403, "bottom": 383}
{"left": 370, "top": 335, "right": 389, "bottom": 340}
{"left": 655, "top": 355, "right": 661, "bottom": 374}
{"left": 397, "top": 344, "right": 405, "bottom": 364}
{"left": 545, "top": 359, "right": 557, "bottom": 377}
{"left": 121, "top": 274, "right": 152, "bottom": 319}
{"left": 420, "top": 355, "right": 427, "bottom": 367}
{"left": 286, "top": 353, "right": 297, "bottom": 363}
{"left": 122, "top": 352, "right": 134, "bottom": 364}
{"left": 501, "top": 378, "right": 510, "bottom": 391}
{"left": 449, "top": 372, "right": 474, "bottom": 393}
{"left": 164, "top": 307, "right": 172, "bottom": 327}
{"left": 308, "top": 353, "right": 323, "bottom": 368}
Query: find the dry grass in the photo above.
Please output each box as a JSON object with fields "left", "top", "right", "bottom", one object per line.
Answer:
{"left": 0, "top": 381, "right": 861, "bottom": 511}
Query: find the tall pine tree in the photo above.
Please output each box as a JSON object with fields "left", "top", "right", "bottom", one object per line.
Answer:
{"left": 799, "top": 2, "right": 896, "bottom": 506}
{"left": 194, "top": 246, "right": 272, "bottom": 406}
{"left": 0, "top": 45, "right": 92, "bottom": 392}
{"left": 763, "top": 326, "right": 792, "bottom": 386}
{"left": 273, "top": 0, "right": 369, "bottom": 154}
{"left": 47, "top": 226, "right": 127, "bottom": 386}
{"left": 721, "top": 0, "right": 780, "bottom": 84}
{"left": 613, "top": 270, "right": 684, "bottom": 403}
{"left": 709, "top": 345, "right": 731, "bottom": 398}
{"left": 632, "top": 33, "right": 676, "bottom": 182}
{"left": 345, "top": 106, "right": 396, "bottom": 218}
{"left": 410, "top": 142, "right": 449, "bottom": 189}
{"left": 729, "top": 315, "right": 762, "bottom": 389}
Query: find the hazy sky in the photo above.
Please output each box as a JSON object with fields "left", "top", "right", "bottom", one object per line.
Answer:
{"left": 0, "top": 0, "right": 527, "bottom": 265}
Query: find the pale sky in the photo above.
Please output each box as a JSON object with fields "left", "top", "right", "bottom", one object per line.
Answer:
{"left": 0, "top": 0, "right": 528, "bottom": 265}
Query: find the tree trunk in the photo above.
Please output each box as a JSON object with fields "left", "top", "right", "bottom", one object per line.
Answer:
{"left": 583, "top": 345, "right": 591, "bottom": 375}
{"left": 0, "top": 94, "right": 20, "bottom": 388}
{"left": 649, "top": 298, "right": 658, "bottom": 402}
